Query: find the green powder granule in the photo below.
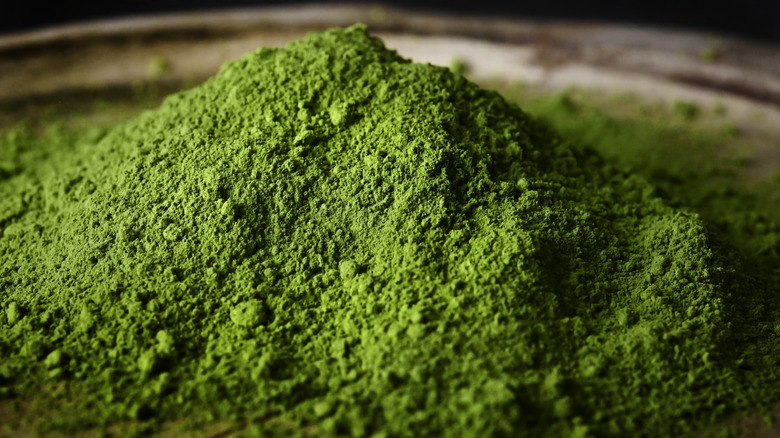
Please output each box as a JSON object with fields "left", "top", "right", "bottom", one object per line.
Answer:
{"left": 1, "top": 25, "right": 779, "bottom": 437}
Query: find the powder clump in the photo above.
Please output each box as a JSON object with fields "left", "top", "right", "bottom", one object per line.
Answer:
{"left": 0, "top": 25, "right": 778, "bottom": 436}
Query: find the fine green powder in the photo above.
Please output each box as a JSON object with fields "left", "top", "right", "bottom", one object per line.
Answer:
{"left": 1, "top": 25, "right": 779, "bottom": 437}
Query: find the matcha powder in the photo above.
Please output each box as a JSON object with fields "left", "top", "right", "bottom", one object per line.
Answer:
{"left": 1, "top": 26, "right": 779, "bottom": 437}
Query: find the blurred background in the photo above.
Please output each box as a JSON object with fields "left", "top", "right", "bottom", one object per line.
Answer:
{"left": 2, "top": 0, "right": 779, "bottom": 43}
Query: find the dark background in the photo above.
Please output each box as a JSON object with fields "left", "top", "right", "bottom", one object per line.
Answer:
{"left": 2, "top": 1, "right": 779, "bottom": 44}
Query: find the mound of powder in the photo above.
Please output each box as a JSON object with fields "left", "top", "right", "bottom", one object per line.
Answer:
{"left": 1, "top": 25, "right": 778, "bottom": 436}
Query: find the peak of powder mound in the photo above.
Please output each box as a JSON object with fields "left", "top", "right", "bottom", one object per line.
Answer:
{"left": 57, "top": 24, "right": 571, "bottom": 283}
{"left": 1, "top": 25, "right": 775, "bottom": 437}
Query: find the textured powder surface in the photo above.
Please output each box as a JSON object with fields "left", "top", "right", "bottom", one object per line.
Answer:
{"left": 1, "top": 26, "right": 779, "bottom": 437}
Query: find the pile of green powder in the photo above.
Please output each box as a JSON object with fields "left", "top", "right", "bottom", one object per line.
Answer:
{"left": 1, "top": 25, "right": 779, "bottom": 437}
